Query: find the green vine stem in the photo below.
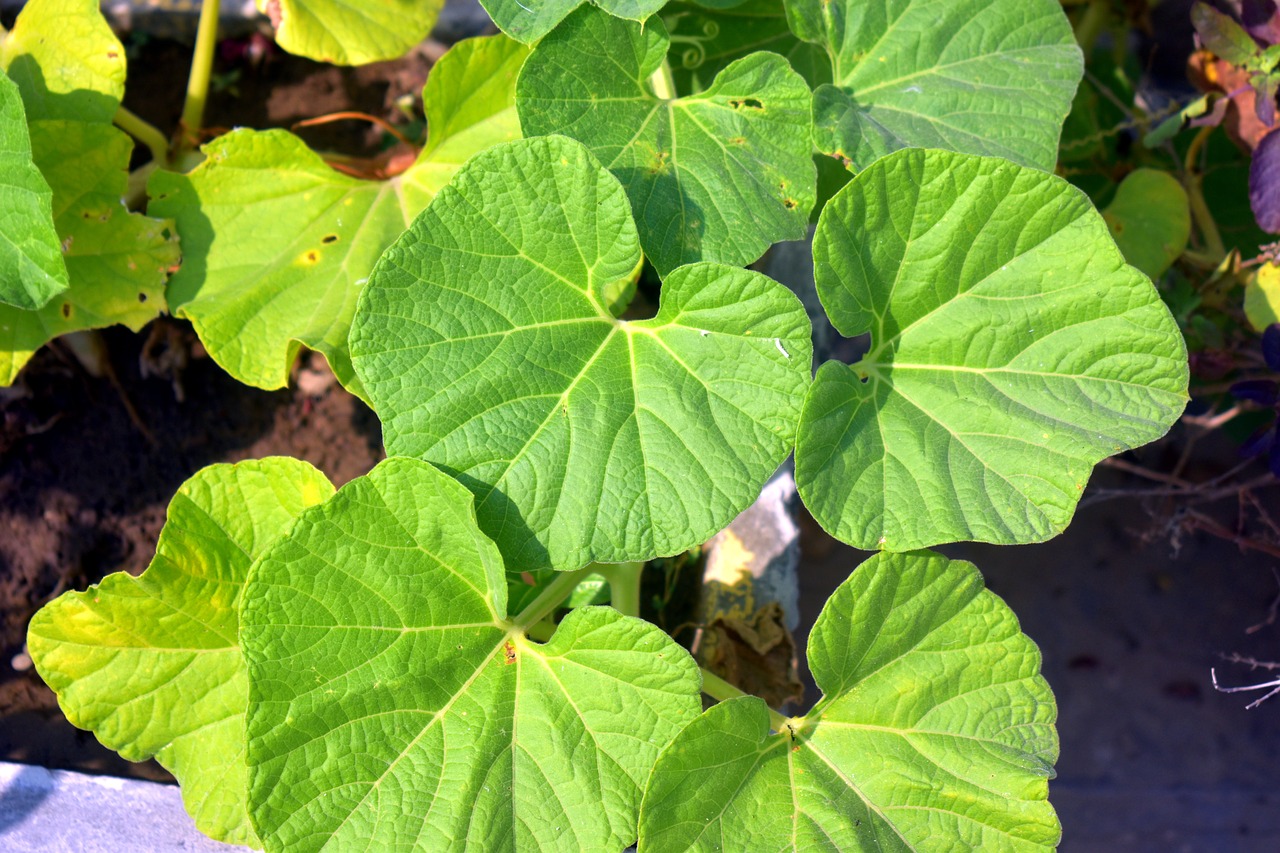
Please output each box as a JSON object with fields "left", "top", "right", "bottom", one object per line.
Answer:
{"left": 597, "top": 561, "right": 644, "bottom": 618}
{"left": 178, "top": 0, "right": 221, "bottom": 157}
{"left": 1183, "top": 124, "right": 1228, "bottom": 262}
{"left": 700, "top": 667, "right": 790, "bottom": 732}
{"left": 1072, "top": 0, "right": 1109, "bottom": 58}
{"left": 113, "top": 106, "right": 170, "bottom": 166}
{"left": 513, "top": 567, "right": 596, "bottom": 632}
{"left": 648, "top": 59, "right": 677, "bottom": 100}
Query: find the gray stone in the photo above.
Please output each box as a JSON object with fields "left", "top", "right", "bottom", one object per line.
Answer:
{"left": 0, "top": 762, "right": 250, "bottom": 852}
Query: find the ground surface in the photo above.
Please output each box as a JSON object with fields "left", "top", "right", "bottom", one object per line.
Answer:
{"left": 2, "top": 8, "right": 1280, "bottom": 852}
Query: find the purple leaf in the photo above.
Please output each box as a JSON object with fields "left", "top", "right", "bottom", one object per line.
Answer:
{"left": 1250, "top": 131, "right": 1280, "bottom": 232}
{"left": 1240, "top": 0, "right": 1280, "bottom": 45}
{"left": 1264, "top": 323, "right": 1280, "bottom": 370}
{"left": 1231, "top": 378, "right": 1280, "bottom": 403}
{"left": 1255, "top": 74, "right": 1279, "bottom": 126}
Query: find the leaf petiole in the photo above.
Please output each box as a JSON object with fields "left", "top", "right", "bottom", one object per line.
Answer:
{"left": 700, "top": 667, "right": 790, "bottom": 731}
{"left": 648, "top": 59, "right": 677, "bottom": 101}
{"left": 113, "top": 105, "right": 169, "bottom": 166}
{"left": 512, "top": 566, "right": 596, "bottom": 632}
{"left": 178, "top": 0, "right": 221, "bottom": 158}
{"left": 597, "top": 561, "right": 644, "bottom": 618}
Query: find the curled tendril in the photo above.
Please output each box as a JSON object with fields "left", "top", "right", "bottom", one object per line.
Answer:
{"left": 666, "top": 16, "right": 720, "bottom": 70}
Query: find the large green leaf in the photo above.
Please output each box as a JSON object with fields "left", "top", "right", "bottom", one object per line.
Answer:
{"left": 28, "top": 458, "right": 335, "bottom": 847}
{"left": 1, "top": 121, "right": 177, "bottom": 385}
{"left": 149, "top": 35, "right": 527, "bottom": 399}
{"left": 517, "top": 7, "right": 815, "bottom": 275}
{"left": 639, "top": 550, "right": 1059, "bottom": 852}
{"left": 241, "top": 456, "right": 701, "bottom": 852}
{"left": 784, "top": 0, "right": 1082, "bottom": 171}
{"left": 0, "top": 0, "right": 126, "bottom": 123}
{"left": 480, "top": 0, "right": 666, "bottom": 46}
{"left": 255, "top": 0, "right": 444, "bottom": 65}
{"left": 350, "top": 136, "right": 812, "bottom": 571}
{"left": 0, "top": 72, "right": 67, "bottom": 310}
{"left": 794, "top": 149, "right": 1188, "bottom": 551}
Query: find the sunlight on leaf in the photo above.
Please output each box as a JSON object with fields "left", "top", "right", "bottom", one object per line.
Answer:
{"left": 256, "top": 0, "right": 444, "bottom": 65}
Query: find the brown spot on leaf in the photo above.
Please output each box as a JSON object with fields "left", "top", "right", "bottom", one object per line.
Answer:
{"left": 783, "top": 198, "right": 797, "bottom": 210}
{"left": 503, "top": 641, "right": 517, "bottom": 665}
{"left": 321, "top": 234, "right": 338, "bottom": 244}
{"left": 60, "top": 303, "right": 71, "bottom": 319}
{"left": 728, "top": 136, "right": 746, "bottom": 145}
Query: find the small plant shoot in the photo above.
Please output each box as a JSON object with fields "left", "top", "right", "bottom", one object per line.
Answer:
{"left": 15, "top": 0, "right": 1206, "bottom": 850}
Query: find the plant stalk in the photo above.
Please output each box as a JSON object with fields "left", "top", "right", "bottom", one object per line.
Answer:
{"left": 513, "top": 567, "right": 595, "bottom": 631}
{"left": 1183, "top": 125, "right": 1227, "bottom": 261}
{"left": 1072, "top": 0, "right": 1109, "bottom": 58}
{"left": 598, "top": 561, "right": 644, "bottom": 618}
{"left": 114, "top": 106, "right": 170, "bottom": 165}
{"left": 700, "top": 667, "right": 790, "bottom": 731}
{"left": 648, "top": 60, "right": 677, "bottom": 100}
{"left": 179, "top": 0, "right": 221, "bottom": 156}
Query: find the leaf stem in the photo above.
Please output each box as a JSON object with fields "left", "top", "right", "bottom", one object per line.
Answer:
{"left": 597, "top": 561, "right": 644, "bottom": 618}
{"left": 179, "top": 0, "right": 221, "bottom": 157}
{"left": 513, "top": 567, "right": 595, "bottom": 631}
{"left": 113, "top": 106, "right": 170, "bottom": 166}
{"left": 700, "top": 667, "right": 790, "bottom": 731}
{"left": 1183, "top": 125, "right": 1227, "bottom": 261}
{"left": 648, "top": 59, "right": 677, "bottom": 100}
{"left": 1072, "top": 0, "right": 1109, "bottom": 58}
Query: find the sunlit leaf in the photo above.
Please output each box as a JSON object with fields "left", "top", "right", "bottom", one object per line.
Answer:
{"left": 242, "top": 457, "right": 701, "bottom": 851}
{"left": 256, "top": 0, "right": 444, "bottom": 65}
{"left": 350, "top": 136, "right": 812, "bottom": 570}
{"left": 640, "top": 550, "right": 1059, "bottom": 852}
{"left": 28, "top": 458, "right": 335, "bottom": 846}
{"left": 795, "top": 149, "right": 1188, "bottom": 551}
{"left": 785, "top": 0, "right": 1081, "bottom": 170}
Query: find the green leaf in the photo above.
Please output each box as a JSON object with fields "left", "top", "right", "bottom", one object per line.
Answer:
{"left": 0, "top": 0, "right": 126, "bottom": 122}
{"left": 350, "top": 136, "right": 812, "bottom": 571}
{"left": 1191, "top": 1, "right": 1258, "bottom": 67}
{"left": 1102, "top": 169, "right": 1191, "bottom": 281}
{"left": 786, "top": 0, "right": 1082, "bottom": 171}
{"left": 480, "top": 0, "right": 667, "bottom": 46}
{"left": 27, "top": 458, "right": 335, "bottom": 847}
{"left": 148, "top": 35, "right": 527, "bottom": 399}
{"left": 663, "top": 0, "right": 832, "bottom": 95}
{"left": 1245, "top": 262, "right": 1280, "bottom": 331}
{"left": 794, "top": 149, "right": 1188, "bottom": 551}
{"left": 255, "top": 0, "right": 444, "bottom": 65}
{"left": 0, "top": 72, "right": 67, "bottom": 310}
{"left": 1, "top": 121, "right": 177, "bottom": 385}
{"left": 241, "top": 456, "right": 701, "bottom": 851}
{"left": 517, "top": 7, "right": 815, "bottom": 275}
{"left": 639, "top": 550, "right": 1059, "bottom": 852}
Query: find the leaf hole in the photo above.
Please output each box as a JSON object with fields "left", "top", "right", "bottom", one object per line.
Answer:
{"left": 138, "top": 293, "right": 148, "bottom": 303}
{"left": 728, "top": 98, "right": 763, "bottom": 110}
{"left": 322, "top": 234, "right": 338, "bottom": 244}
{"left": 784, "top": 198, "right": 797, "bottom": 210}
{"left": 60, "top": 303, "right": 71, "bottom": 319}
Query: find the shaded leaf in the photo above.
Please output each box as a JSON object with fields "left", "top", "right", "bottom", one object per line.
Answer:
{"left": 148, "top": 35, "right": 527, "bottom": 398}
{"left": 242, "top": 457, "right": 701, "bottom": 852}
{"left": 1, "top": 121, "right": 176, "bottom": 385}
{"left": 0, "top": 72, "right": 67, "bottom": 310}
{"left": 639, "top": 550, "right": 1059, "bottom": 852}
{"left": 1102, "top": 169, "right": 1192, "bottom": 280}
{"left": 256, "top": 0, "right": 444, "bottom": 65}
{"left": 1193, "top": 1, "right": 1259, "bottom": 66}
{"left": 28, "top": 458, "right": 335, "bottom": 846}
{"left": 350, "top": 136, "right": 812, "bottom": 570}
{"left": 517, "top": 7, "right": 815, "bottom": 274}
{"left": 786, "top": 0, "right": 1081, "bottom": 171}
{"left": 1251, "top": 126, "right": 1280, "bottom": 232}
{"left": 794, "top": 149, "right": 1188, "bottom": 551}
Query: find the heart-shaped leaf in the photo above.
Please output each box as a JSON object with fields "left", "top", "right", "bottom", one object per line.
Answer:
{"left": 350, "top": 135, "right": 812, "bottom": 571}
{"left": 148, "top": 34, "right": 527, "bottom": 399}
{"left": 28, "top": 458, "right": 335, "bottom": 846}
{"left": 256, "top": 0, "right": 444, "bottom": 65}
{"left": 794, "top": 149, "right": 1188, "bottom": 551}
{"left": 242, "top": 456, "right": 701, "bottom": 851}
{"left": 517, "top": 7, "right": 815, "bottom": 275}
{"left": 639, "top": 550, "right": 1060, "bottom": 851}
{"left": 785, "top": 0, "right": 1081, "bottom": 171}
{"left": 0, "top": 72, "right": 67, "bottom": 310}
